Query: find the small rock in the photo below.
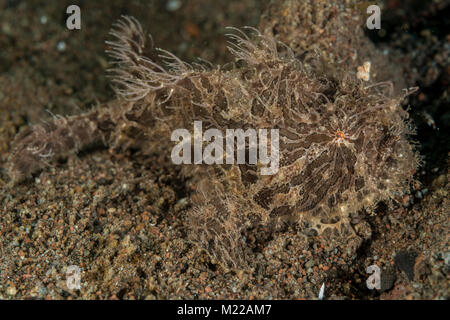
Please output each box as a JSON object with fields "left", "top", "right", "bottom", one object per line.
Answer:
{"left": 166, "top": 0, "right": 182, "bottom": 12}
{"left": 1, "top": 22, "right": 12, "bottom": 35}
{"left": 304, "top": 260, "right": 315, "bottom": 269}
{"left": 57, "top": 41, "right": 67, "bottom": 52}
{"left": 432, "top": 174, "right": 447, "bottom": 188}
{"left": 414, "top": 255, "right": 431, "bottom": 281}
{"left": 443, "top": 252, "right": 450, "bottom": 266}
{"left": 7, "top": 286, "right": 17, "bottom": 296}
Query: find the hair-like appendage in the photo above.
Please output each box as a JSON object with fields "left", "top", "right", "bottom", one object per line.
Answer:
{"left": 225, "top": 26, "right": 295, "bottom": 65}
{"left": 6, "top": 109, "right": 114, "bottom": 183}
{"left": 106, "top": 15, "right": 192, "bottom": 101}
{"left": 186, "top": 189, "right": 249, "bottom": 270}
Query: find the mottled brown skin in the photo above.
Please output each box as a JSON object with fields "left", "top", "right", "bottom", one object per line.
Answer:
{"left": 7, "top": 16, "right": 420, "bottom": 269}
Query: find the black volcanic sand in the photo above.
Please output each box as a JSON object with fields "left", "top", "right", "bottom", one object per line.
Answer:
{"left": 0, "top": 0, "right": 448, "bottom": 299}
